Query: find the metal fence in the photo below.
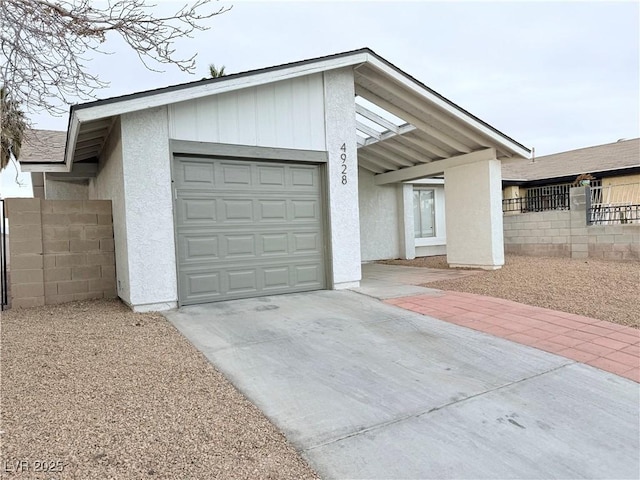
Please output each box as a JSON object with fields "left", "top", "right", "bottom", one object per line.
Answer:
{"left": 589, "top": 183, "right": 640, "bottom": 224}
{"left": 1, "top": 199, "right": 8, "bottom": 310}
{"left": 502, "top": 190, "right": 570, "bottom": 213}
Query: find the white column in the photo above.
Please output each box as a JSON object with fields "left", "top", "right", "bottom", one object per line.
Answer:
{"left": 323, "top": 68, "right": 361, "bottom": 288}
{"left": 444, "top": 158, "right": 504, "bottom": 269}
{"left": 398, "top": 183, "right": 416, "bottom": 259}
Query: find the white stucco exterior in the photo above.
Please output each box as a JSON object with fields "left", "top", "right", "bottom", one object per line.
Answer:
{"left": 323, "top": 68, "right": 361, "bottom": 287}
{"left": 89, "top": 120, "right": 131, "bottom": 304}
{"left": 444, "top": 158, "right": 504, "bottom": 269}
{"left": 358, "top": 167, "right": 401, "bottom": 261}
{"left": 120, "top": 107, "right": 177, "bottom": 311}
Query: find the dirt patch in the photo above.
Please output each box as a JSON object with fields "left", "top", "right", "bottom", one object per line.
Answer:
{"left": 0, "top": 299, "right": 318, "bottom": 479}
{"left": 381, "top": 255, "right": 640, "bottom": 328}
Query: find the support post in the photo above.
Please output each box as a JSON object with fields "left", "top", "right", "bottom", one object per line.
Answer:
{"left": 444, "top": 158, "right": 504, "bottom": 269}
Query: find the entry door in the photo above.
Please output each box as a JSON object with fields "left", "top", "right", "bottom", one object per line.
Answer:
{"left": 173, "top": 156, "right": 326, "bottom": 305}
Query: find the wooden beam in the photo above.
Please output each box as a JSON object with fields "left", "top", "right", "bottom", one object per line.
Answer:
{"left": 355, "top": 103, "right": 399, "bottom": 134}
{"left": 374, "top": 148, "right": 496, "bottom": 185}
{"left": 375, "top": 140, "right": 432, "bottom": 164}
{"left": 395, "top": 132, "right": 451, "bottom": 159}
{"left": 364, "top": 123, "right": 416, "bottom": 147}
{"left": 358, "top": 151, "right": 397, "bottom": 171}
{"left": 356, "top": 121, "right": 382, "bottom": 140}
{"left": 363, "top": 147, "right": 414, "bottom": 167}
{"left": 357, "top": 156, "right": 386, "bottom": 174}
{"left": 358, "top": 67, "right": 491, "bottom": 148}
{"left": 356, "top": 83, "right": 472, "bottom": 154}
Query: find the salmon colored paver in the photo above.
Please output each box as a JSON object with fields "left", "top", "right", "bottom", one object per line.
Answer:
{"left": 385, "top": 291, "right": 640, "bottom": 383}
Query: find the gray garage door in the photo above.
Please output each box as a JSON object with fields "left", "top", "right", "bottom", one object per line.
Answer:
{"left": 173, "top": 156, "right": 326, "bottom": 305}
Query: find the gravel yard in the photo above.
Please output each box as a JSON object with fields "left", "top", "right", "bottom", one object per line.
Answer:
{"left": 380, "top": 254, "right": 640, "bottom": 328}
{"left": 0, "top": 300, "right": 318, "bottom": 479}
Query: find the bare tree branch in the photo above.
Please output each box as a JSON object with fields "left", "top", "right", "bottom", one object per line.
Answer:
{"left": 0, "top": 0, "right": 230, "bottom": 116}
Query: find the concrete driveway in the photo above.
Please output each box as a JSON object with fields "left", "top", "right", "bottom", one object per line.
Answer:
{"left": 164, "top": 290, "right": 639, "bottom": 479}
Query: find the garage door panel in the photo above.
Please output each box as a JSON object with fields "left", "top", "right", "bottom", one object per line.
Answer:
{"left": 293, "top": 232, "right": 321, "bottom": 253}
{"left": 295, "top": 264, "right": 323, "bottom": 286}
{"left": 222, "top": 199, "right": 254, "bottom": 222}
{"left": 188, "top": 271, "right": 221, "bottom": 296}
{"left": 225, "top": 235, "right": 256, "bottom": 258}
{"left": 259, "top": 200, "right": 287, "bottom": 221}
{"left": 175, "top": 156, "right": 326, "bottom": 305}
{"left": 221, "top": 163, "right": 252, "bottom": 185}
{"left": 292, "top": 200, "right": 320, "bottom": 221}
{"left": 177, "top": 198, "right": 218, "bottom": 226}
{"left": 181, "top": 235, "right": 220, "bottom": 262}
{"left": 290, "top": 166, "right": 317, "bottom": 188}
{"left": 263, "top": 266, "right": 290, "bottom": 290}
{"left": 227, "top": 269, "right": 258, "bottom": 294}
{"left": 178, "top": 161, "right": 216, "bottom": 188}
{"left": 258, "top": 166, "right": 286, "bottom": 186}
{"left": 261, "top": 233, "right": 289, "bottom": 255}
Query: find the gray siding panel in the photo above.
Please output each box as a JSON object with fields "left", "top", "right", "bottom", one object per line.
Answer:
{"left": 174, "top": 156, "right": 326, "bottom": 305}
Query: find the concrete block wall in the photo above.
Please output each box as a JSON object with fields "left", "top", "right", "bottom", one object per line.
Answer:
{"left": 504, "top": 187, "right": 640, "bottom": 261}
{"left": 6, "top": 198, "right": 116, "bottom": 309}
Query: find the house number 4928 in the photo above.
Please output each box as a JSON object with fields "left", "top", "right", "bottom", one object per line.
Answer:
{"left": 340, "top": 143, "right": 348, "bottom": 185}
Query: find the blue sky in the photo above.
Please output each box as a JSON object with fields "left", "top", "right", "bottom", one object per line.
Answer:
{"left": 3, "top": 0, "right": 639, "bottom": 196}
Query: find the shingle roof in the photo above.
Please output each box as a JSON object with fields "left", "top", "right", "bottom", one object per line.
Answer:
{"left": 502, "top": 138, "right": 640, "bottom": 181}
{"left": 19, "top": 129, "right": 66, "bottom": 163}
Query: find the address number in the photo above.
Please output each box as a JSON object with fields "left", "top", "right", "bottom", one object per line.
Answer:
{"left": 340, "top": 143, "right": 347, "bottom": 185}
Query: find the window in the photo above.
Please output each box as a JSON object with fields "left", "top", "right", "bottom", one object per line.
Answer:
{"left": 414, "top": 188, "right": 435, "bottom": 238}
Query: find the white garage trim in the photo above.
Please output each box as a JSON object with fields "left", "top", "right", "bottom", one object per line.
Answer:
{"left": 170, "top": 139, "right": 328, "bottom": 163}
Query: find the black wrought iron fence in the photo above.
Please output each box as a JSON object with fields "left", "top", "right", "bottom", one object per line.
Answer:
{"left": 1, "top": 199, "right": 8, "bottom": 310}
{"left": 502, "top": 191, "right": 570, "bottom": 213}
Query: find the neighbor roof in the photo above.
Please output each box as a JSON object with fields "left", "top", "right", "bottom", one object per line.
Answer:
{"left": 19, "top": 129, "right": 66, "bottom": 165}
{"left": 502, "top": 138, "right": 640, "bottom": 182}
{"left": 20, "top": 47, "right": 531, "bottom": 174}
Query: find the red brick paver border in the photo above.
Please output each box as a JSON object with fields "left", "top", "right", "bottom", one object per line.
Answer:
{"left": 386, "top": 292, "right": 639, "bottom": 383}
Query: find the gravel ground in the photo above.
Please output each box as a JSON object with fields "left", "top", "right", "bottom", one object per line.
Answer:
{"left": 381, "top": 254, "right": 640, "bottom": 328}
{"left": 0, "top": 300, "right": 318, "bottom": 480}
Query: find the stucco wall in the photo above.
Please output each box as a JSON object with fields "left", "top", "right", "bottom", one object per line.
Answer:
{"left": 323, "top": 68, "right": 361, "bottom": 287}
{"left": 169, "top": 74, "right": 326, "bottom": 151}
{"left": 358, "top": 167, "right": 401, "bottom": 261}
{"left": 444, "top": 159, "right": 504, "bottom": 268}
{"left": 44, "top": 178, "right": 89, "bottom": 200}
{"left": 120, "top": 106, "right": 177, "bottom": 311}
{"left": 89, "top": 119, "right": 132, "bottom": 305}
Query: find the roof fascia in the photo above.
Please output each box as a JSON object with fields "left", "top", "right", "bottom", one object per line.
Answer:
{"left": 73, "top": 52, "right": 369, "bottom": 124}
{"left": 361, "top": 53, "right": 531, "bottom": 159}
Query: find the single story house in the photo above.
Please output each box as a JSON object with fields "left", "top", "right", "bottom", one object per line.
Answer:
{"left": 502, "top": 138, "right": 640, "bottom": 212}
{"left": 19, "top": 48, "right": 530, "bottom": 311}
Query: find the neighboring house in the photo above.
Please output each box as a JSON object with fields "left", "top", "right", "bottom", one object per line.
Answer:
{"left": 19, "top": 48, "right": 529, "bottom": 311}
{"left": 19, "top": 129, "right": 67, "bottom": 199}
{"left": 501, "top": 138, "right": 640, "bottom": 213}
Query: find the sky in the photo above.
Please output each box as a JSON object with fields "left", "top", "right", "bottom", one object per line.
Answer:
{"left": 2, "top": 0, "right": 639, "bottom": 197}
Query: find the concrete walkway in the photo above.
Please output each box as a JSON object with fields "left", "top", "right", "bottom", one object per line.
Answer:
{"left": 359, "top": 262, "right": 639, "bottom": 383}
{"left": 387, "top": 291, "right": 639, "bottom": 382}
{"left": 164, "top": 290, "right": 640, "bottom": 480}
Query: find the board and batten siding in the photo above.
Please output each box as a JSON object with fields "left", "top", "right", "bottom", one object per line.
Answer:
{"left": 169, "top": 74, "right": 326, "bottom": 151}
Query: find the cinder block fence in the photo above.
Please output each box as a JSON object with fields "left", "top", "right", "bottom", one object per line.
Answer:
{"left": 5, "top": 198, "right": 116, "bottom": 308}
{"left": 504, "top": 187, "right": 640, "bottom": 260}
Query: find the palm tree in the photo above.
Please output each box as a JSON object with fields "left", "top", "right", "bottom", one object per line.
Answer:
{"left": 209, "top": 64, "right": 226, "bottom": 78}
{"left": 0, "top": 87, "right": 27, "bottom": 171}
